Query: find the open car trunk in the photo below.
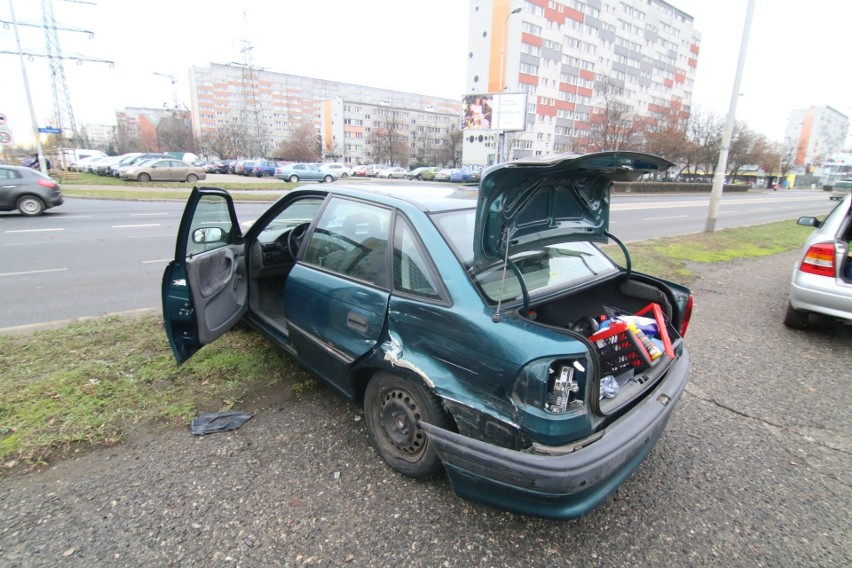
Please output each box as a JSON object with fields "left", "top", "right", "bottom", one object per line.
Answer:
{"left": 526, "top": 274, "right": 685, "bottom": 416}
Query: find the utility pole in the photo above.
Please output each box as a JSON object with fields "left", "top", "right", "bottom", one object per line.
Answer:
{"left": 705, "top": 0, "right": 755, "bottom": 232}
{"left": 0, "top": 0, "right": 112, "bottom": 154}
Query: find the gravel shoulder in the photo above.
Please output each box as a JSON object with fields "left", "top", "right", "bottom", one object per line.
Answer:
{"left": 1, "top": 250, "right": 850, "bottom": 567}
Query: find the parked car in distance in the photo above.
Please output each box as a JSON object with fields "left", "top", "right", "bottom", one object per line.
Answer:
{"left": 449, "top": 168, "right": 470, "bottom": 183}
{"left": 113, "top": 153, "right": 172, "bottom": 178}
{"left": 320, "top": 163, "right": 353, "bottom": 178}
{"left": 433, "top": 168, "right": 453, "bottom": 182}
{"left": 405, "top": 166, "right": 437, "bottom": 180}
{"left": 92, "top": 155, "right": 125, "bottom": 176}
{"left": 274, "top": 162, "right": 337, "bottom": 183}
{"left": 238, "top": 160, "right": 257, "bottom": 176}
{"left": 351, "top": 165, "right": 369, "bottom": 177}
{"left": 162, "top": 151, "right": 692, "bottom": 520}
{"left": 364, "top": 164, "right": 389, "bottom": 177}
{"left": 829, "top": 180, "right": 852, "bottom": 201}
{"left": 783, "top": 193, "right": 852, "bottom": 328}
{"left": 376, "top": 166, "right": 407, "bottom": 179}
{"left": 120, "top": 159, "right": 206, "bottom": 183}
{"left": 420, "top": 167, "right": 439, "bottom": 181}
{"left": 0, "top": 165, "right": 64, "bottom": 216}
{"left": 252, "top": 160, "right": 280, "bottom": 178}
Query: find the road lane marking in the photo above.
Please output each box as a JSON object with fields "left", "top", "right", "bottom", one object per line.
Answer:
{"left": 58, "top": 215, "right": 93, "bottom": 219}
{"left": 643, "top": 215, "right": 689, "bottom": 221}
{"left": 5, "top": 228, "right": 65, "bottom": 234}
{"left": 111, "top": 223, "right": 161, "bottom": 228}
{"left": 142, "top": 259, "right": 171, "bottom": 264}
{"left": 0, "top": 267, "right": 67, "bottom": 277}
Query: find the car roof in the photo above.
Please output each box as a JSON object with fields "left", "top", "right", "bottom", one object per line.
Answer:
{"left": 295, "top": 183, "right": 478, "bottom": 213}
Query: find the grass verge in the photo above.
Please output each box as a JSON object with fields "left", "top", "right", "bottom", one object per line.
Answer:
{"left": 0, "top": 218, "right": 814, "bottom": 471}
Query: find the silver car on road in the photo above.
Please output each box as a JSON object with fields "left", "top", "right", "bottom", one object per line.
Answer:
{"left": 784, "top": 193, "right": 852, "bottom": 328}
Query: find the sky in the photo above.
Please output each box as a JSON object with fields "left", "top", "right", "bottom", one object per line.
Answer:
{"left": 1, "top": 0, "right": 849, "bottom": 148}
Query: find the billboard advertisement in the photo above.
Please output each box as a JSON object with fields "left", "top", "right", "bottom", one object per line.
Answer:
{"left": 462, "top": 93, "right": 526, "bottom": 132}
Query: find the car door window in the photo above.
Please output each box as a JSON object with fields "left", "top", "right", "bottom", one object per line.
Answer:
{"left": 187, "top": 194, "right": 235, "bottom": 257}
{"left": 303, "top": 198, "right": 391, "bottom": 287}
{"left": 392, "top": 215, "right": 444, "bottom": 301}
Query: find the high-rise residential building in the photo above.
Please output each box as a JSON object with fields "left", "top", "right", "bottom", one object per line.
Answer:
{"left": 464, "top": 0, "right": 701, "bottom": 165}
{"left": 188, "top": 63, "right": 462, "bottom": 164}
{"left": 80, "top": 123, "right": 115, "bottom": 151}
{"left": 784, "top": 106, "right": 849, "bottom": 168}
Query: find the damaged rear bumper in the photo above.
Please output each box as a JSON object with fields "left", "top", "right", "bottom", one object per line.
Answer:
{"left": 420, "top": 349, "right": 690, "bottom": 520}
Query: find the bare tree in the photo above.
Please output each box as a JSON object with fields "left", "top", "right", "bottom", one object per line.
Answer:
{"left": 112, "top": 123, "right": 141, "bottom": 155}
{"left": 156, "top": 111, "right": 195, "bottom": 154}
{"left": 588, "top": 79, "right": 643, "bottom": 152}
{"left": 642, "top": 107, "right": 691, "bottom": 169}
{"left": 275, "top": 123, "right": 320, "bottom": 162}
{"left": 683, "top": 108, "right": 724, "bottom": 180}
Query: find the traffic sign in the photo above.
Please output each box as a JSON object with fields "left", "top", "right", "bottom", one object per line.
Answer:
{"left": 0, "top": 113, "right": 7, "bottom": 126}
{"left": 38, "top": 126, "right": 62, "bottom": 134}
{"left": 0, "top": 128, "right": 13, "bottom": 146}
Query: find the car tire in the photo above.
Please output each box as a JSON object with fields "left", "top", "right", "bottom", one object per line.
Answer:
{"left": 783, "top": 302, "right": 810, "bottom": 329}
{"left": 288, "top": 175, "right": 299, "bottom": 183}
{"left": 137, "top": 173, "right": 151, "bottom": 182}
{"left": 364, "top": 372, "right": 451, "bottom": 479}
{"left": 17, "top": 195, "right": 45, "bottom": 216}
{"left": 341, "top": 172, "right": 349, "bottom": 178}
{"left": 262, "top": 171, "right": 271, "bottom": 178}
{"left": 186, "top": 174, "right": 198, "bottom": 184}
{"left": 323, "top": 175, "right": 334, "bottom": 183}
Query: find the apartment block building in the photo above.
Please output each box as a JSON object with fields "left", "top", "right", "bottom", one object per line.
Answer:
{"left": 785, "top": 105, "right": 849, "bottom": 168}
{"left": 80, "top": 123, "right": 115, "bottom": 151}
{"left": 464, "top": 0, "right": 701, "bottom": 164}
{"left": 188, "top": 63, "right": 462, "bottom": 164}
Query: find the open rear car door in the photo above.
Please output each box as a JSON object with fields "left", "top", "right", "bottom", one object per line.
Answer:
{"left": 162, "top": 187, "right": 247, "bottom": 364}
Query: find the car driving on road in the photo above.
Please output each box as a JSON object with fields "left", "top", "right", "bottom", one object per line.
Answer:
{"left": 162, "top": 151, "right": 692, "bottom": 520}
{"left": 0, "top": 165, "right": 64, "bottom": 216}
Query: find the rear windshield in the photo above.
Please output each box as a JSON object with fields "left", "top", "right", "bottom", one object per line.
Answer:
{"left": 432, "top": 209, "right": 618, "bottom": 302}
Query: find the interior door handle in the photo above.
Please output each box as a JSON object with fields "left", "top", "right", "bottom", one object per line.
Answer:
{"left": 346, "top": 312, "right": 369, "bottom": 334}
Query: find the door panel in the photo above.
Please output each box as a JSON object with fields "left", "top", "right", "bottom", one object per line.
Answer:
{"left": 162, "top": 188, "right": 246, "bottom": 364}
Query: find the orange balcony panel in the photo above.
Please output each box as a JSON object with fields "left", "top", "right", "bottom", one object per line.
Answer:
{"left": 690, "top": 43, "right": 700, "bottom": 54}
{"left": 522, "top": 32, "right": 542, "bottom": 47}
{"left": 545, "top": 7, "right": 565, "bottom": 25}
{"left": 578, "top": 86, "right": 593, "bottom": 97}
{"left": 565, "top": 7, "right": 583, "bottom": 22}
{"left": 664, "top": 78, "right": 674, "bottom": 88}
{"left": 579, "top": 69, "right": 595, "bottom": 81}
{"left": 688, "top": 58, "right": 698, "bottom": 68}
{"left": 559, "top": 82, "right": 578, "bottom": 93}
{"left": 519, "top": 73, "right": 539, "bottom": 85}
{"left": 537, "top": 103, "right": 557, "bottom": 117}
{"left": 555, "top": 100, "right": 575, "bottom": 111}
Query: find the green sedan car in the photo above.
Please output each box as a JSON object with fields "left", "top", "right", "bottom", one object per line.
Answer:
{"left": 162, "top": 152, "right": 693, "bottom": 519}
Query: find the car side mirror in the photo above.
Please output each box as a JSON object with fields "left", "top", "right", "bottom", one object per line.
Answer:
{"left": 796, "top": 216, "right": 820, "bottom": 228}
{"left": 192, "top": 227, "right": 226, "bottom": 244}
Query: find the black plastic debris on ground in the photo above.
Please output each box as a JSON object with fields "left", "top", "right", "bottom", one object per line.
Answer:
{"left": 190, "top": 411, "right": 253, "bottom": 435}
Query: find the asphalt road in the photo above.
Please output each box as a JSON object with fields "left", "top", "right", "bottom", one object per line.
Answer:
{"left": 0, "top": 188, "right": 838, "bottom": 330}
{"left": 0, "top": 250, "right": 849, "bottom": 566}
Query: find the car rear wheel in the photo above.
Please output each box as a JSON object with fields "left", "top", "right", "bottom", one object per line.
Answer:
{"left": 341, "top": 172, "right": 349, "bottom": 178}
{"left": 783, "top": 302, "right": 810, "bottom": 329}
{"left": 17, "top": 195, "right": 45, "bottom": 216}
{"left": 323, "top": 174, "right": 334, "bottom": 183}
{"left": 137, "top": 173, "right": 151, "bottom": 182}
{"left": 186, "top": 173, "right": 198, "bottom": 183}
{"left": 364, "top": 372, "right": 451, "bottom": 479}
{"left": 288, "top": 175, "right": 299, "bottom": 183}
{"left": 262, "top": 171, "right": 271, "bottom": 178}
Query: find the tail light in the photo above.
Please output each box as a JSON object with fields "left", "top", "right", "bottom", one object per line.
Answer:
{"left": 799, "top": 243, "right": 835, "bottom": 277}
{"left": 680, "top": 294, "right": 693, "bottom": 337}
{"left": 38, "top": 179, "right": 58, "bottom": 189}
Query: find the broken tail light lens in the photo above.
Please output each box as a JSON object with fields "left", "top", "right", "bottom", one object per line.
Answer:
{"left": 799, "top": 243, "right": 835, "bottom": 278}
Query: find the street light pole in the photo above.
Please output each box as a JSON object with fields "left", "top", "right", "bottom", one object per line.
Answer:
{"left": 497, "top": 6, "right": 521, "bottom": 163}
{"left": 705, "top": 0, "right": 755, "bottom": 232}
